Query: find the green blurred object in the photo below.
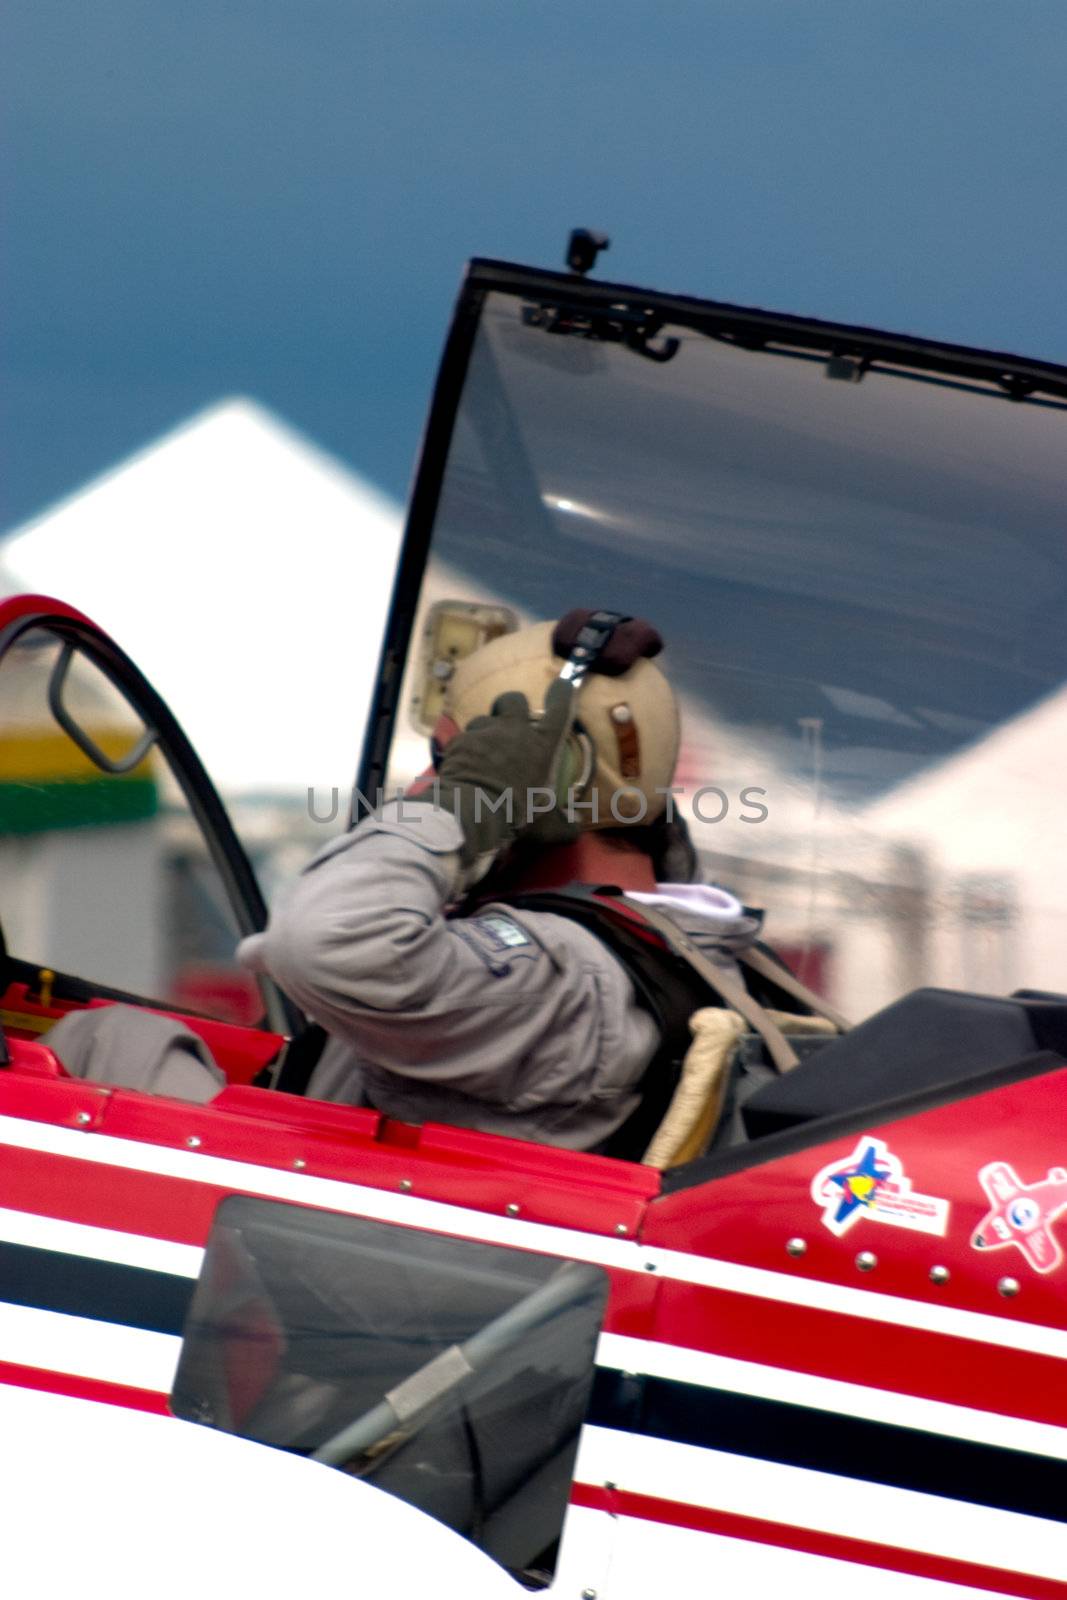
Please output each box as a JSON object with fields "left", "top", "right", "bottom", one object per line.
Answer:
{"left": 0, "top": 775, "right": 158, "bottom": 835}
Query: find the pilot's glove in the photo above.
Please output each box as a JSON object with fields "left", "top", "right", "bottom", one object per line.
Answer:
{"left": 436, "top": 678, "right": 579, "bottom": 874}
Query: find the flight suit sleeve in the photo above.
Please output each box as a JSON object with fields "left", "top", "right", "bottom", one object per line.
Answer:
{"left": 238, "top": 801, "right": 657, "bottom": 1123}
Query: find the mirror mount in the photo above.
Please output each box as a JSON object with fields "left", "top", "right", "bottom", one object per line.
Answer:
{"left": 47, "top": 640, "right": 158, "bottom": 775}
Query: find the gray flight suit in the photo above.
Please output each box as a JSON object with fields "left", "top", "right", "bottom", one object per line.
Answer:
{"left": 239, "top": 801, "right": 760, "bottom": 1151}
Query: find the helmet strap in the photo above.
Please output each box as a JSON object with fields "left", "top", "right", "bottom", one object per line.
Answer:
{"left": 557, "top": 610, "right": 628, "bottom": 689}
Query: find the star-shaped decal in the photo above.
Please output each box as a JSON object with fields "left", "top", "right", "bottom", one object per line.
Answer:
{"left": 828, "top": 1141, "right": 892, "bottom": 1227}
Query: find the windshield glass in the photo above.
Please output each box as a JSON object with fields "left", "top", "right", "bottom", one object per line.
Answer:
{"left": 388, "top": 287, "right": 1067, "bottom": 1021}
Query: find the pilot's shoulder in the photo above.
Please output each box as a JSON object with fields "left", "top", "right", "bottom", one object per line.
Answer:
{"left": 456, "top": 900, "right": 632, "bottom": 984}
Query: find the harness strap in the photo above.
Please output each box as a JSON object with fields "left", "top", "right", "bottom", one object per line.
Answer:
{"left": 738, "top": 945, "right": 851, "bottom": 1033}
{"left": 628, "top": 901, "right": 801, "bottom": 1073}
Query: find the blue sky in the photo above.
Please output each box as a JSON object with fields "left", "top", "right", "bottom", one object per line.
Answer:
{"left": 4, "top": 0, "right": 1066, "bottom": 533}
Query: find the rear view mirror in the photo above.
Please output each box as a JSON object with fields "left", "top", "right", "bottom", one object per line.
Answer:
{"left": 47, "top": 640, "right": 157, "bottom": 774}
{"left": 407, "top": 599, "right": 518, "bottom": 735}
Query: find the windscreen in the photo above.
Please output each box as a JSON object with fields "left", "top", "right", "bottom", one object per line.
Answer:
{"left": 388, "top": 288, "right": 1067, "bottom": 1020}
{"left": 172, "top": 1197, "right": 608, "bottom": 1583}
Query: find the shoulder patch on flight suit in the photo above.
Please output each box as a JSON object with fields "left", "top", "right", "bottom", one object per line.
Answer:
{"left": 476, "top": 913, "right": 533, "bottom": 950}
{"left": 453, "top": 912, "right": 541, "bottom": 976}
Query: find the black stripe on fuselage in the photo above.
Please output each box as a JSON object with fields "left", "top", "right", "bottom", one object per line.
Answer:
{"left": 6, "top": 1237, "right": 1064, "bottom": 1528}
{"left": 0, "top": 1240, "right": 193, "bottom": 1335}
{"left": 588, "top": 1368, "right": 1067, "bottom": 1525}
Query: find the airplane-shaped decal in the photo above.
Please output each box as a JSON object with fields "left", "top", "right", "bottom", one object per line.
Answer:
{"left": 972, "top": 1161, "right": 1067, "bottom": 1274}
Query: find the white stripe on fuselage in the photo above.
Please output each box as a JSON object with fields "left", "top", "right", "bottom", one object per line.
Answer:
{"left": 0, "top": 1300, "right": 181, "bottom": 1392}
{"left": 0, "top": 1203, "right": 203, "bottom": 1277}
{"left": 3, "top": 1295, "right": 1061, "bottom": 1588}
{"left": 597, "top": 1331, "right": 1067, "bottom": 1462}
{"left": 560, "top": 1503, "right": 1035, "bottom": 1600}
{"left": 2, "top": 1112, "right": 1066, "bottom": 1363}
{"left": 575, "top": 1427, "right": 1067, "bottom": 1582}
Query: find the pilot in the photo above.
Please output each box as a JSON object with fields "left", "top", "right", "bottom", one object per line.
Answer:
{"left": 46, "top": 608, "right": 785, "bottom": 1154}
{"left": 236, "top": 609, "right": 765, "bottom": 1152}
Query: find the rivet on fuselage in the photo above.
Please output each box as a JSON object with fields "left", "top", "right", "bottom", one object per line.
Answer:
{"left": 929, "top": 1264, "right": 950, "bottom": 1285}
{"left": 998, "top": 1276, "right": 1021, "bottom": 1298}
{"left": 855, "top": 1251, "right": 877, "bottom": 1272}
{"left": 292, "top": 1158, "right": 306, "bottom": 1170}
{"left": 398, "top": 1178, "right": 413, "bottom": 1192}
{"left": 185, "top": 1135, "right": 202, "bottom": 1149}
{"left": 785, "top": 1237, "right": 807, "bottom": 1258}
{"left": 615, "top": 1223, "right": 628, "bottom": 1235}
{"left": 506, "top": 1202, "right": 521, "bottom": 1217}
{"left": 74, "top": 1111, "right": 92, "bottom": 1126}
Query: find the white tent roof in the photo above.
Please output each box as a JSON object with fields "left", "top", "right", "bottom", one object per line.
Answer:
{"left": 0, "top": 400, "right": 817, "bottom": 862}
{"left": 0, "top": 398, "right": 406, "bottom": 795}
{"left": 865, "top": 677, "right": 1067, "bottom": 874}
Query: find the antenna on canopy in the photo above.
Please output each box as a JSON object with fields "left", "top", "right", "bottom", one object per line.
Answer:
{"left": 566, "top": 229, "right": 610, "bottom": 277}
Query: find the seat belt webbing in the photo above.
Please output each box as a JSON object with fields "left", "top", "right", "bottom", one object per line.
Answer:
{"left": 629, "top": 902, "right": 801, "bottom": 1073}
{"left": 738, "top": 946, "right": 851, "bottom": 1032}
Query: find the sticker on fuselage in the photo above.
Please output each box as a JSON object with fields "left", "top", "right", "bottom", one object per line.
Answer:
{"left": 812, "top": 1136, "right": 950, "bottom": 1238}
{"left": 971, "top": 1160, "right": 1067, "bottom": 1274}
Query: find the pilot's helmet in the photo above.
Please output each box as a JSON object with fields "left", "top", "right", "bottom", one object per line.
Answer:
{"left": 442, "top": 610, "right": 680, "bottom": 829}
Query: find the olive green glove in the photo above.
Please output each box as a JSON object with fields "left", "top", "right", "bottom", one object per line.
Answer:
{"left": 436, "top": 678, "right": 579, "bottom": 872}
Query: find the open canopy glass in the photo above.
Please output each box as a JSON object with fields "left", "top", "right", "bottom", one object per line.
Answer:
{"left": 376, "top": 266, "right": 1067, "bottom": 1022}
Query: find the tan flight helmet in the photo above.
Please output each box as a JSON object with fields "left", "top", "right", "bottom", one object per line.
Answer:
{"left": 443, "top": 609, "right": 681, "bottom": 829}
